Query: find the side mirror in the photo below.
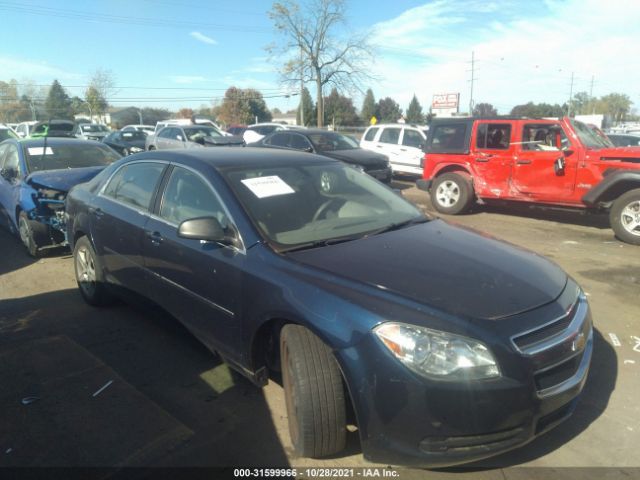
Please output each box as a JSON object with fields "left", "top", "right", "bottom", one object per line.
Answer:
{"left": 178, "top": 216, "right": 236, "bottom": 246}
{"left": 554, "top": 157, "right": 565, "bottom": 175}
{"left": 304, "top": 146, "right": 313, "bottom": 153}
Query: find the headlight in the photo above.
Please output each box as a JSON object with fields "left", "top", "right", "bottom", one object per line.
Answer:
{"left": 374, "top": 322, "right": 500, "bottom": 380}
{"left": 129, "top": 146, "right": 144, "bottom": 153}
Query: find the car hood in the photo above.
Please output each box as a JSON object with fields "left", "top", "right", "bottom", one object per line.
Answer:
{"left": 287, "top": 220, "right": 567, "bottom": 320}
{"left": 25, "top": 166, "right": 105, "bottom": 192}
{"left": 321, "top": 148, "right": 388, "bottom": 168}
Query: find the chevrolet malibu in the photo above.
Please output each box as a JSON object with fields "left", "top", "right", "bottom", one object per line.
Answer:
{"left": 65, "top": 148, "right": 593, "bottom": 467}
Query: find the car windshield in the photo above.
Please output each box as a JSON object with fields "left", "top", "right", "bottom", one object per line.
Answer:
{"left": 184, "top": 126, "right": 223, "bottom": 141}
{"left": 81, "top": 124, "right": 109, "bottom": 132}
{"left": 121, "top": 131, "right": 146, "bottom": 141}
{"left": 24, "top": 143, "right": 121, "bottom": 172}
{"left": 571, "top": 120, "right": 611, "bottom": 149}
{"left": 222, "top": 162, "right": 425, "bottom": 250}
{"left": 308, "top": 132, "right": 359, "bottom": 152}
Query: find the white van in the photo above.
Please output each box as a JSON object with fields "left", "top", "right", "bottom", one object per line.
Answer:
{"left": 360, "top": 124, "right": 427, "bottom": 176}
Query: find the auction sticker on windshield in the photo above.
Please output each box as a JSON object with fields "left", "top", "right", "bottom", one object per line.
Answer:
{"left": 27, "top": 147, "right": 54, "bottom": 155}
{"left": 241, "top": 176, "right": 295, "bottom": 198}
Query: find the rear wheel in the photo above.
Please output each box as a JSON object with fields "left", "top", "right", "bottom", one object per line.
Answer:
{"left": 18, "top": 211, "right": 45, "bottom": 257}
{"left": 430, "top": 173, "right": 474, "bottom": 214}
{"left": 610, "top": 188, "right": 640, "bottom": 245}
{"left": 280, "top": 324, "right": 346, "bottom": 458}
{"left": 73, "top": 236, "right": 113, "bottom": 306}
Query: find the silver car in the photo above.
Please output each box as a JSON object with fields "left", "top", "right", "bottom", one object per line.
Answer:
{"left": 146, "top": 125, "right": 243, "bottom": 150}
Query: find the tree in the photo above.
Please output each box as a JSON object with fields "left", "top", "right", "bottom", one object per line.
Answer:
{"left": 177, "top": 108, "right": 195, "bottom": 119}
{"left": 360, "top": 88, "right": 376, "bottom": 125}
{"left": 272, "top": 107, "right": 283, "bottom": 115}
{"left": 268, "top": 0, "right": 375, "bottom": 127}
{"left": 85, "top": 86, "right": 107, "bottom": 120}
{"left": 140, "top": 107, "right": 172, "bottom": 125}
{"left": 297, "top": 87, "right": 315, "bottom": 126}
{"left": 406, "top": 94, "right": 424, "bottom": 124}
{"left": 85, "top": 69, "right": 116, "bottom": 118}
{"left": 510, "top": 102, "right": 564, "bottom": 117}
{"left": 323, "top": 87, "right": 358, "bottom": 126}
{"left": 375, "top": 97, "right": 402, "bottom": 123}
{"left": 596, "top": 93, "right": 632, "bottom": 123}
{"left": 45, "top": 80, "right": 73, "bottom": 119}
{"left": 473, "top": 102, "right": 498, "bottom": 118}
{"left": 0, "top": 80, "right": 22, "bottom": 122}
{"left": 571, "top": 91, "right": 590, "bottom": 115}
{"left": 217, "top": 87, "right": 272, "bottom": 125}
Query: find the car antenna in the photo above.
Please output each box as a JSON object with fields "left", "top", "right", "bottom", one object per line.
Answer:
{"left": 41, "top": 117, "right": 50, "bottom": 167}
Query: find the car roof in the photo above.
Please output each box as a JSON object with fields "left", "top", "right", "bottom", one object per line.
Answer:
{"left": 129, "top": 146, "right": 338, "bottom": 170}
{"left": 16, "top": 137, "right": 110, "bottom": 147}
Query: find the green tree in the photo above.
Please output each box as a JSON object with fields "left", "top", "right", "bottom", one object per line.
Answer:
{"left": 510, "top": 102, "right": 564, "bottom": 118}
{"left": 140, "top": 107, "right": 172, "bottom": 125}
{"left": 571, "top": 92, "right": 590, "bottom": 115}
{"left": 85, "top": 86, "right": 107, "bottom": 119}
{"left": 596, "top": 93, "right": 632, "bottom": 123}
{"left": 375, "top": 97, "right": 402, "bottom": 123}
{"left": 324, "top": 88, "right": 359, "bottom": 126}
{"left": 297, "top": 87, "right": 315, "bottom": 126}
{"left": 218, "top": 87, "right": 272, "bottom": 125}
{"left": 45, "top": 80, "right": 73, "bottom": 119}
{"left": 268, "top": 0, "right": 375, "bottom": 127}
{"left": 361, "top": 88, "right": 376, "bottom": 125}
{"left": 0, "top": 80, "right": 23, "bottom": 122}
{"left": 473, "top": 102, "right": 497, "bottom": 118}
{"left": 405, "top": 94, "right": 424, "bottom": 123}
{"left": 177, "top": 108, "right": 195, "bottom": 119}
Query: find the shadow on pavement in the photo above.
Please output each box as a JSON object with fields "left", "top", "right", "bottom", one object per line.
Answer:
{"left": 0, "top": 288, "right": 290, "bottom": 468}
{"left": 476, "top": 203, "right": 611, "bottom": 230}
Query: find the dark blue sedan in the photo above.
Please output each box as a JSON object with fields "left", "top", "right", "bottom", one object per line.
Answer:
{"left": 0, "top": 137, "right": 121, "bottom": 256}
{"left": 65, "top": 148, "right": 593, "bottom": 467}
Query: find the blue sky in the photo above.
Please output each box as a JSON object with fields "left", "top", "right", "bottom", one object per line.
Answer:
{"left": 1, "top": 0, "right": 639, "bottom": 116}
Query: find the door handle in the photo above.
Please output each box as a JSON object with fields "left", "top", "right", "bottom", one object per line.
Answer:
{"left": 516, "top": 159, "right": 532, "bottom": 165}
{"left": 145, "top": 230, "right": 163, "bottom": 245}
{"left": 475, "top": 157, "right": 490, "bottom": 162}
{"left": 89, "top": 207, "right": 104, "bottom": 218}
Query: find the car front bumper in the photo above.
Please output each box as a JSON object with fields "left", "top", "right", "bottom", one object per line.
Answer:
{"left": 337, "top": 295, "right": 593, "bottom": 467}
{"left": 367, "top": 166, "right": 393, "bottom": 183}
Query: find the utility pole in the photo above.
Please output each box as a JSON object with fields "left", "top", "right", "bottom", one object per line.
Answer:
{"left": 590, "top": 75, "right": 595, "bottom": 114}
{"left": 299, "top": 44, "right": 304, "bottom": 126}
{"left": 568, "top": 71, "right": 574, "bottom": 117}
{"left": 469, "top": 51, "right": 475, "bottom": 115}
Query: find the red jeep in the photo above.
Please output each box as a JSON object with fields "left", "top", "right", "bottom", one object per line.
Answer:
{"left": 417, "top": 116, "right": 640, "bottom": 244}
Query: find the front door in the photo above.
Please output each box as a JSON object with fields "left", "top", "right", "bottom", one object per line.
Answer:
{"left": 143, "top": 165, "right": 244, "bottom": 357}
{"left": 510, "top": 123, "right": 577, "bottom": 201}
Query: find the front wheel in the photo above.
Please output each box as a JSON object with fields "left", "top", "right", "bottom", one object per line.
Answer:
{"left": 73, "top": 236, "right": 113, "bottom": 306}
{"left": 18, "top": 211, "right": 44, "bottom": 257}
{"left": 610, "top": 188, "right": 640, "bottom": 245}
{"left": 430, "top": 173, "right": 474, "bottom": 214}
{"left": 280, "top": 324, "right": 346, "bottom": 458}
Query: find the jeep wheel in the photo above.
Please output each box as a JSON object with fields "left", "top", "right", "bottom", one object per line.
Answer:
{"left": 431, "top": 173, "right": 474, "bottom": 214}
{"left": 280, "top": 324, "right": 346, "bottom": 458}
{"left": 73, "top": 236, "right": 113, "bottom": 306}
{"left": 18, "top": 211, "right": 44, "bottom": 257}
{"left": 610, "top": 188, "right": 640, "bottom": 245}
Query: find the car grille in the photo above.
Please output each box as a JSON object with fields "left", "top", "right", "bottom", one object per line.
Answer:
{"left": 512, "top": 303, "right": 577, "bottom": 351}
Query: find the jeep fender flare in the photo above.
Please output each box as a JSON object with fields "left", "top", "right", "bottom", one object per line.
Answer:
{"left": 582, "top": 169, "right": 640, "bottom": 208}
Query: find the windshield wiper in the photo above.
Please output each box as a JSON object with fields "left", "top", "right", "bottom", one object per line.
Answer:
{"left": 280, "top": 235, "right": 362, "bottom": 253}
{"left": 368, "top": 216, "right": 430, "bottom": 236}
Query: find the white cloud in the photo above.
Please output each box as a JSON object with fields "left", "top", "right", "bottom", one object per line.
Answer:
{"left": 169, "top": 75, "right": 207, "bottom": 84}
{"left": 189, "top": 31, "right": 217, "bottom": 45}
{"left": 367, "top": 0, "right": 640, "bottom": 114}
{"left": 0, "top": 56, "right": 82, "bottom": 82}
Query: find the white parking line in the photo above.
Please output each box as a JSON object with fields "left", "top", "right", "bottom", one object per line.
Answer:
{"left": 609, "top": 333, "right": 622, "bottom": 347}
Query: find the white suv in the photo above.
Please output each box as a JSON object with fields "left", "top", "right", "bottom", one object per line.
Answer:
{"left": 360, "top": 124, "right": 427, "bottom": 176}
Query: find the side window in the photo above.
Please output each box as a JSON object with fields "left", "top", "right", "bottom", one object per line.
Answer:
{"left": 522, "top": 124, "right": 563, "bottom": 151}
{"left": 430, "top": 124, "right": 468, "bottom": 151}
{"left": 289, "top": 133, "right": 312, "bottom": 150}
{"left": 103, "top": 162, "right": 165, "bottom": 210}
{"left": 402, "top": 129, "right": 424, "bottom": 148}
{"left": 379, "top": 128, "right": 401, "bottom": 145}
{"left": 363, "top": 127, "right": 379, "bottom": 142}
{"left": 159, "top": 167, "right": 227, "bottom": 226}
{"left": 158, "top": 128, "right": 171, "bottom": 139}
{"left": 266, "top": 133, "right": 290, "bottom": 147}
{"left": 477, "top": 123, "right": 511, "bottom": 150}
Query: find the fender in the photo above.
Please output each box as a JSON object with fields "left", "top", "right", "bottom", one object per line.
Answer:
{"left": 582, "top": 169, "right": 640, "bottom": 207}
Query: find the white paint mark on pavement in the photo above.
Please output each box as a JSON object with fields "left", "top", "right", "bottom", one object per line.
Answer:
{"left": 623, "top": 360, "right": 636, "bottom": 365}
{"left": 632, "top": 336, "right": 640, "bottom": 353}
{"left": 609, "top": 333, "right": 622, "bottom": 347}
{"left": 92, "top": 380, "right": 113, "bottom": 397}
{"left": 563, "top": 240, "right": 579, "bottom": 245}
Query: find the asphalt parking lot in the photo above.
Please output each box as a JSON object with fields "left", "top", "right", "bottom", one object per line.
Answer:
{"left": 0, "top": 178, "right": 638, "bottom": 478}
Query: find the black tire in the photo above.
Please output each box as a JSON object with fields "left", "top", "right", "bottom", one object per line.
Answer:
{"left": 18, "top": 211, "right": 45, "bottom": 257}
{"left": 73, "top": 236, "right": 113, "bottom": 306}
{"left": 148, "top": 145, "right": 155, "bottom": 151}
{"left": 430, "top": 173, "right": 474, "bottom": 214}
{"left": 609, "top": 188, "right": 640, "bottom": 245}
{"left": 280, "top": 324, "right": 346, "bottom": 458}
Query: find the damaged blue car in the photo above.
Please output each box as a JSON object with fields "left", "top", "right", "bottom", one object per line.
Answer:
{"left": 0, "top": 137, "right": 121, "bottom": 256}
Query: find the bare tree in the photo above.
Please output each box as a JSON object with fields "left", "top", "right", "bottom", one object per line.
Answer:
{"left": 268, "top": 0, "right": 375, "bottom": 127}
{"left": 86, "top": 69, "right": 117, "bottom": 120}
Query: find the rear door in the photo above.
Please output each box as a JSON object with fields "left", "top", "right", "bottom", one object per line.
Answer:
{"left": 143, "top": 165, "right": 244, "bottom": 356}
{"left": 470, "top": 121, "right": 514, "bottom": 197}
{"left": 91, "top": 161, "right": 167, "bottom": 295}
{"left": 510, "top": 122, "right": 577, "bottom": 200}
{"left": 396, "top": 127, "right": 426, "bottom": 175}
